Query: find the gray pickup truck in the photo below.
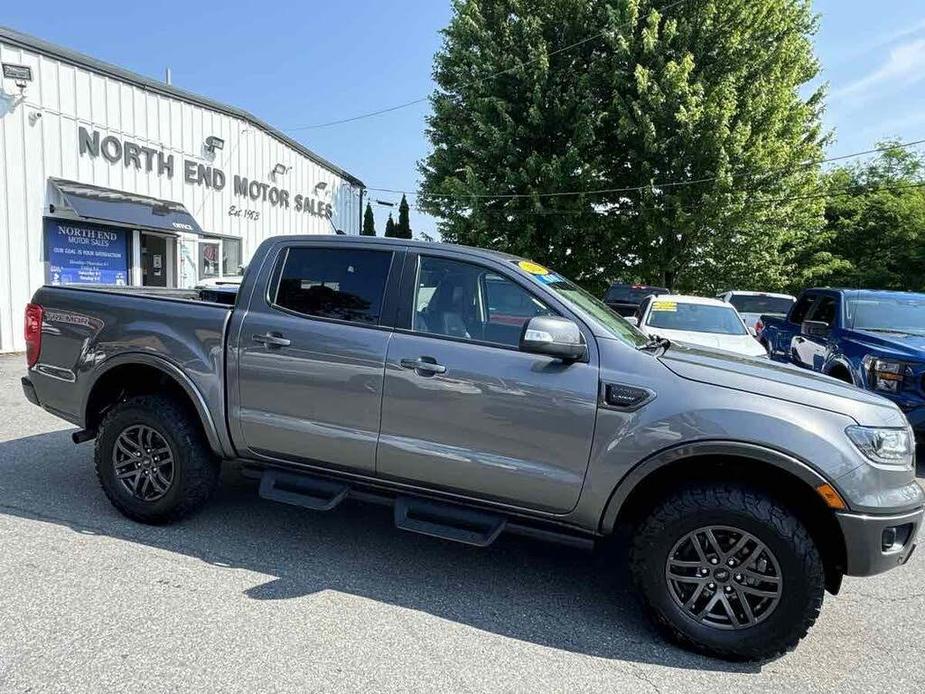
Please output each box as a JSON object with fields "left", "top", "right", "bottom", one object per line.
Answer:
{"left": 21, "top": 235, "right": 923, "bottom": 660}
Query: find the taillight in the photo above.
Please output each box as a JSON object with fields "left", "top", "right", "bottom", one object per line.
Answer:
{"left": 24, "top": 303, "right": 43, "bottom": 368}
{"left": 755, "top": 318, "right": 764, "bottom": 335}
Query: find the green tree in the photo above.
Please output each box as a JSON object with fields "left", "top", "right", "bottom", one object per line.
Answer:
{"left": 384, "top": 213, "right": 397, "bottom": 238}
{"left": 419, "top": 0, "right": 827, "bottom": 294}
{"left": 397, "top": 194, "right": 413, "bottom": 238}
{"left": 796, "top": 143, "right": 925, "bottom": 291}
{"left": 362, "top": 202, "right": 376, "bottom": 236}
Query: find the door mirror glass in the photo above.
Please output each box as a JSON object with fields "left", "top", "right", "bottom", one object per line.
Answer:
{"left": 519, "top": 316, "right": 587, "bottom": 361}
{"left": 801, "top": 320, "right": 830, "bottom": 339}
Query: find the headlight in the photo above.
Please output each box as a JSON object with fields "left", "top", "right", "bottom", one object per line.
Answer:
{"left": 863, "top": 356, "right": 907, "bottom": 393}
{"left": 846, "top": 425, "right": 915, "bottom": 469}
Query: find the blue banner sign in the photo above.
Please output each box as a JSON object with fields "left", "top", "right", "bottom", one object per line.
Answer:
{"left": 44, "top": 219, "right": 129, "bottom": 286}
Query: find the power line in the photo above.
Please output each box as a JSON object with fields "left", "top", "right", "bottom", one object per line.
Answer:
{"left": 367, "top": 139, "right": 925, "bottom": 202}
{"left": 285, "top": 0, "right": 696, "bottom": 131}
{"left": 399, "top": 179, "right": 925, "bottom": 218}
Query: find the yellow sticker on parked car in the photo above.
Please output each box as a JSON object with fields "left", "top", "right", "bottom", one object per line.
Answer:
{"left": 518, "top": 260, "right": 549, "bottom": 275}
{"left": 651, "top": 301, "right": 678, "bottom": 312}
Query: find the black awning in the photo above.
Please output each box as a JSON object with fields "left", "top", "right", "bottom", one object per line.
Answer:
{"left": 50, "top": 178, "right": 203, "bottom": 235}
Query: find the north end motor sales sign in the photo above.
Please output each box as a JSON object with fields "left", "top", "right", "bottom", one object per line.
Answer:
{"left": 77, "top": 127, "right": 334, "bottom": 218}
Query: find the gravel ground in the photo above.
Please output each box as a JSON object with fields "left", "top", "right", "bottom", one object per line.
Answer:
{"left": 1, "top": 352, "right": 924, "bottom": 693}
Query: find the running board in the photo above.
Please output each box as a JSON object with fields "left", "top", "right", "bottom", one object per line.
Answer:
{"left": 258, "top": 469, "right": 349, "bottom": 511}
{"left": 394, "top": 497, "right": 506, "bottom": 547}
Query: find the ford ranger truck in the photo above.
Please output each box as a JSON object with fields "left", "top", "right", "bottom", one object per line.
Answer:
{"left": 21, "top": 237, "right": 924, "bottom": 661}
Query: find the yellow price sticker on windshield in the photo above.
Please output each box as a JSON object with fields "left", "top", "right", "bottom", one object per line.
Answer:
{"left": 518, "top": 260, "right": 549, "bottom": 275}
{"left": 651, "top": 301, "right": 677, "bottom": 312}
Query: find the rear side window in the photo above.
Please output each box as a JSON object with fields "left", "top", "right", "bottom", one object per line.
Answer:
{"left": 789, "top": 294, "right": 816, "bottom": 324}
{"left": 273, "top": 247, "right": 393, "bottom": 325}
{"left": 808, "top": 296, "right": 837, "bottom": 327}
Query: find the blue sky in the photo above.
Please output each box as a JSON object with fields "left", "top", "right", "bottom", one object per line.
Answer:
{"left": 3, "top": 0, "right": 925, "bottom": 237}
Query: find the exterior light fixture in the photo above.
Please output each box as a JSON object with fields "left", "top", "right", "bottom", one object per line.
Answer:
{"left": 204, "top": 135, "right": 224, "bottom": 153}
{"left": 2, "top": 63, "right": 33, "bottom": 90}
{"left": 272, "top": 163, "right": 289, "bottom": 177}
{"left": 314, "top": 181, "right": 328, "bottom": 193}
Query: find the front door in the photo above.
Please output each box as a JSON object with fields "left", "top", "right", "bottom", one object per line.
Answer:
{"left": 234, "top": 244, "right": 398, "bottom": 473}
{"left": 141, "top": 233, "right": 168, "bottom": 287}
{"left": 377, "top": 254, "right": 600, "bottom": 514}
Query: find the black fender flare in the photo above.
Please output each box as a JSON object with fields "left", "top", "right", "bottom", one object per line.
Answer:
{"left": 823, "top": 356, "right": 855, "bottom": 384}
{"left": 81, "top": 352, "right": 225, "bottom": 457}
{"left": 598, "top": 440, "right": 837, "bottom": 534}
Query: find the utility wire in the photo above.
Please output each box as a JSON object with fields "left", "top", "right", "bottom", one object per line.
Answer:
{"left": 285, "top": 0, "right": 696, "bottom": 131}
{"left": 367, "top": 139, "right": 925, "bottom": 202}
{"left": 399, "top": 180, "right": 925, "bottom": 218}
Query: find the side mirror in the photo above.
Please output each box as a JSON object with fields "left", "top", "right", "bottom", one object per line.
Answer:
{"left": 625, "top": 316, "right": 639, "bottom": 327}
{"left": 801, "top": 320, "right": 830, "bottom": 339}
{"left": 520, "top": 316, "right": 587, "bottom": 361}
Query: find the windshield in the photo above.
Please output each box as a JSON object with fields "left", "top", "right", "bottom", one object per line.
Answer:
{"left": 647, "top": 301, "right": 747, "bottom": 335}
{"left": 846, "top": 295, "right": 925, "bottom": 335}
{"left": 728, "top": 295, "right": 794, "bottom": 315}
{"left": 515, "top": 262, "right": 648, "bottom": 347}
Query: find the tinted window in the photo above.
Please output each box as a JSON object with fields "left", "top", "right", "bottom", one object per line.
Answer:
{"left": 808, "top": 296, "right": 837, "bottom": 326}
{"left": 414, "top": 256, "right": 553, "bottom": 347}
{"left": 728, "top": 295, "right": 795, "bottom": 315}
{"left": 646, "top": 301, "right": 747, "bottom": 335}
{"left": 274, "top": 247, "right": 392, "bottom": 325}
{"left": 846, "top": 295, "right": 925, "bottom": 335}
{"left": 605, "top": 284, "right": 669, "bottom": 302}
{"left": 789, "top": 294, "right": 816, "bottom": 324}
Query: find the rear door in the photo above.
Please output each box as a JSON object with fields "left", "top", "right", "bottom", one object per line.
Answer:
{"left": 376, "top": 251, "right": 600, "bottom": 514}
{"left": 793, "top": 293, "right": 838, "bottom": 372}
{"left": 230, "top": 242, "right": 401, "bottom": 473}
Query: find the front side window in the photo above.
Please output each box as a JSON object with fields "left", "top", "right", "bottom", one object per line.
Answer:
{"left": 808, "top": 296, "right": 837, "bottom": 327}
{"left": 645, "top": 301, "right": 748, "bottom": 335}
{"left": 274, "top": 247, "right": 393, "bottom": 325}
{"left": 413, "top": 256, "right": 553, "bottom": 347}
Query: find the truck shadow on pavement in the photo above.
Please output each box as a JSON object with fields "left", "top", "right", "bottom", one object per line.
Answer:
{"left": 0, "top": 430, "right": 776, "bottom": 672}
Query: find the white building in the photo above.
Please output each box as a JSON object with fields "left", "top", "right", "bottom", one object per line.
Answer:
{"left": 0, "top": 26, "right": 365, "bottom": 352}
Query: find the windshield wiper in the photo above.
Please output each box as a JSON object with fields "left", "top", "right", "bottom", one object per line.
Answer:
{"left": 638, "top": 334, "right": 671, "bottom": 352}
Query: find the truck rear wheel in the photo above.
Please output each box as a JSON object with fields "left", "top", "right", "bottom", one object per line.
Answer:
{"left": 629, "top": 484, "right": 824, "bottom": 661}
{"left": 95, "top": 395, "right": 220, "bottom": 524}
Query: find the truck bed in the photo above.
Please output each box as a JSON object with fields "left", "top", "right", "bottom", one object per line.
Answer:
{"left": 27, "top": 284, "right": 232, "bottom": 440}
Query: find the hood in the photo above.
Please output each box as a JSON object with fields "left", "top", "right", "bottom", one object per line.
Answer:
{"left": 648, "top": 328, "right": 767, "bottom": 357}
{"left": 849, "top": 329, "right": 925, "bottom": 360}
{"left": 658, "top": 342, "right": 906, "bottom": 427}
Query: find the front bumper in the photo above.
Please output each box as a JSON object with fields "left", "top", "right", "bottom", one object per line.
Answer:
{"left": 836, "top": 506, "right": 922, "bottom": 576}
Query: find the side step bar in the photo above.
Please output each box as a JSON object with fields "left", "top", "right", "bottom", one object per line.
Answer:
{"left": 258, "top": 469, "right": 349, "bottom": 512}
{"left": 250, "top": 465, "right": 593, "bottom": 551}
{"left": 394, "top": 497, "right": 506, "bottom": 547}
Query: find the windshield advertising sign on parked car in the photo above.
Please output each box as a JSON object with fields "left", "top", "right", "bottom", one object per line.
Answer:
{"left": 44, "top": 219, "right": 129, "bottom": 285}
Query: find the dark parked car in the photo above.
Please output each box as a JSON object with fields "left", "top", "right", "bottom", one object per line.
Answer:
{"left": 603, "top": 283, "right": 669, "bottom": 316}
{"left": 21, "top": 237, "right": 922, "bottom": 661}
{"left": 761, "top": 288, "right": 925, "bottom": 435}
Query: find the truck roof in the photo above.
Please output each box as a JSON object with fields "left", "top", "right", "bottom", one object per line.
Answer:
{"left": 275, "top": 235, "right": 524, "bottom": 262}
{"left": 811, "top": 288, "right": 925, "bottom": 300}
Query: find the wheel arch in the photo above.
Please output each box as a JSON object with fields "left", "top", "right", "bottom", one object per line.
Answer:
{"left": 82, "top": 354, "right": 224, "bottom": 457}
{"left": 600, "top": 441, "right": 847, "bottom": 593}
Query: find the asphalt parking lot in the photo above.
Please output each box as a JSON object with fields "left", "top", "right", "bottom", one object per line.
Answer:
{"left": 1, "top": 353, "right": 924, "bottom": 693}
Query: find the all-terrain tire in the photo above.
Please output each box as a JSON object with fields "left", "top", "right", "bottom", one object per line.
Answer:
{"left": 629, "top": 484, "right": 825, "bottom": 661}
{"left": 95, "top": 395, "right": 220, "bottom": 524}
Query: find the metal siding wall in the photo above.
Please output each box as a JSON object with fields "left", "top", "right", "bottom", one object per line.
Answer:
{"left": 0, "top": 37, "right": 363, "bottom": 352}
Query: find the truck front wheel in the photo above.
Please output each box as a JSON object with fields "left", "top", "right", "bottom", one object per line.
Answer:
{"left": 95, "top": 395, "right": 220, "bottom": 524}
{"left": 630, "top": 484, "right": 825, "bottom": 661}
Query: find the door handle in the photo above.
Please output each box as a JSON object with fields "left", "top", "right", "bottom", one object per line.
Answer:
{"left": 400, "top": 357, "right": 447, "bottom": 375}
{"left": 253, "top": 332, "right": 291, "bottom": 348}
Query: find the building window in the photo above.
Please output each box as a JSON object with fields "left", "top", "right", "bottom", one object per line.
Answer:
{"left": 223, "top": 238, "right": 243, "bottom": 276}
{"left": 200, "top": 241, "right": 220, "bottom": 279}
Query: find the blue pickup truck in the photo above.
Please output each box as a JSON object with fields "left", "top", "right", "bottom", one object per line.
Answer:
{"left": 761, "top": 288, "right": 925, "bottom": 433}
